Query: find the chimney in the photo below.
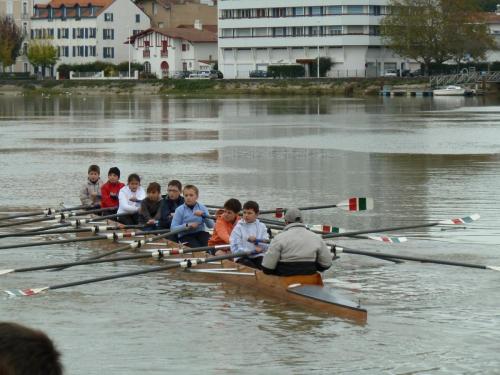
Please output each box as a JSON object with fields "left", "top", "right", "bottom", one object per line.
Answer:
{"left": 194, "top": 19, "right": 202, "bottom": 30}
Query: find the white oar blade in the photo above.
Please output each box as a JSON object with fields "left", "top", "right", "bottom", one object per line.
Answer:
{"left": 337, "top": 197, "right": 374, "bottom": 212}
{"left": 308, "top": 225, "right": 346, "bottom": 234}
{"left": 438, "top": 214, "right": 480, "bottom": 225}
{"left": 486, "top": 266, "right": 500, "bottom": 272}
{"left": 0, "top": 269, "right": 14, "bottom": 276}
{"left": 4, "top": 287, "right": 48, "bottom": 297}
{"left": 366, "top": 235, "right": 408, "bottom": 243}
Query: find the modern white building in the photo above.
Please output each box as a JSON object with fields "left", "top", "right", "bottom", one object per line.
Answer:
{"left": 484, "top": 7, "right": 500, "bottom": 62}
{"left": 217, "top": 0, "right": 410, "bottom": 78}
{"left": 130, "top": 26, "right": 217, "bottom": 78}
{"left": 30, "top": 0, "right": 150, "bottom": 75}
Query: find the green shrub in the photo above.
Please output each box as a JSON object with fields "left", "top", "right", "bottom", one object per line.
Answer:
{"left": 268, "top": 65, "right": 305, "bottom": 78}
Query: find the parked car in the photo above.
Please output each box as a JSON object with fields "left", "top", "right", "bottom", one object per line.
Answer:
{"left": 172, "top": 71, "right": 190, "bottom": 79}
{"left": 249, "top": 70, "right": 270, "bottom": 78}
{"left": 384, "top": 69, "right": 398, "bottom": 77}
{"left": 188, "top": 71, "right": 211, "bottom": 79}
{"left": 209, "top": 70, "right": 223, "bottom": 79}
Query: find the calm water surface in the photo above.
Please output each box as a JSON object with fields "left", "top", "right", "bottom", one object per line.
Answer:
{"left": 1, "top": 94, "right": 500, "bottom": 374}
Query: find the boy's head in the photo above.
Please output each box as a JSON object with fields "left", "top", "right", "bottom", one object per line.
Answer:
{"left": 183, "top": 184, "right": 199, "bottom": 205}
{"left": 87, "top": 165, "right": 100, "bottom": 182}
{"left": 242, "top": 200, "right": 259, "bottom": 223}
{"left": 222, "top": 198, "right": 242, "bottom": 223}
{"left": 127, "top": 173, "right": 141, "bottom": 192}
{"left": 167, "top": 180, "right": 182, "bottom": 200}
{"left": 107, "top": 167, "right": 120, "bottom": 183}
{"left": 147, "top": 182, "right": 161, "bottom": 201}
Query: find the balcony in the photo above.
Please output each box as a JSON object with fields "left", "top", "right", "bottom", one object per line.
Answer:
{"left": 143, "top": 49, "right": 150, "bottom": 58}
{"left": 160, "top": 50, "right": 168, "bottom": 57}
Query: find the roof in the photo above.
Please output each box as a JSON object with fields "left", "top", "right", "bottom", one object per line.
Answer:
{"left": 177, "top": 24, "right": 217, "bottom": 33}
{"left": 482, "top": 12, "right": 500, "bottom": 24}
{"left": 36, "top": 0, "right": 114, "bottom": 8}
{"left": 130, "top": 27, "right": 217, "bottom": 43}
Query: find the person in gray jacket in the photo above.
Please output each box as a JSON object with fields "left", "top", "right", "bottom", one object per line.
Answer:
{"left": 262, "top": 208, "right": 332, "bottom": 276}
{"left": 79, "top": 164, "right": 103, "bottom": 207}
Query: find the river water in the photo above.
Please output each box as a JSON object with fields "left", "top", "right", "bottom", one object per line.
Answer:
{"left": 1, "top": 94, "right": 500, "bottom": 374}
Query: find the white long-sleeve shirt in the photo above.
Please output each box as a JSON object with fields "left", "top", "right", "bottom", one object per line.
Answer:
{"left": 230, "top": 219, "right": 269, "bottom": 258}
{"left": 117, "top": 185, "right": 146, "bottom": 215}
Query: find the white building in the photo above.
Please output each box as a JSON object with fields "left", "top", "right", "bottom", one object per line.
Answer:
{"left": 130, "top": 26, "right": 217, "bottom": 78}
{"left": 30, "top": 0, "right": 150, "bottom": 75}
{"left": 0, "top": 0, "right": 34, "bottom": 73}
{"left": 217, "top": 0, "right": 410, "bottom": 78}
{"left": 484, "top": 7, "right": 500, "bottom": 62}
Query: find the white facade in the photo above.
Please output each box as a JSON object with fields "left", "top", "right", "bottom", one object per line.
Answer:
{"left": 131, "top": 28, "right": 217, "bottom": 78}
{"left": 218, "top": 0, "right": 408, "bottom": 78}
{"left": 30, "top": 0, "right": 150, "bottom": 71}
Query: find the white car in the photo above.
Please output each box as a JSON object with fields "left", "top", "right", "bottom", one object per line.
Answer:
{"left": 188, "top": 71, "right": 210, "bottom": 79}
{"left": 384, "top": 70, "right": 398, "bottom": 77}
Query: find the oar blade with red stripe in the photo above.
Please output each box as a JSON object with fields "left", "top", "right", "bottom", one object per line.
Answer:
{"left": 338, "top": 197, "right": 374, "bottom": 212}
{"left": 4, "top": 287, "right": 48, "bottom": 297}
{"left": 438, "top": 214, "right": 480, "bottom": 225}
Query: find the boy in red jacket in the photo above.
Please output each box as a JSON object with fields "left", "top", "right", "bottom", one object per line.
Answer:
{"left": 100, "top": 167, "right": 124, "bottom": 214}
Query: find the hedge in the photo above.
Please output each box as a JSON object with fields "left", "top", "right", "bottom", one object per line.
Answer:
{"left": 268, "top": 64, "right": 305, "bottom": 78}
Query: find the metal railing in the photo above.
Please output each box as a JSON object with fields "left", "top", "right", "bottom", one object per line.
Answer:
{"left": 430, "top": 71, "right": 500, "bottom": 87}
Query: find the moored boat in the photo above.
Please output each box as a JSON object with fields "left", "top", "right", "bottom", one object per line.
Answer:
{"left": 433, "top": 85, "right": 469, "bottom": 96}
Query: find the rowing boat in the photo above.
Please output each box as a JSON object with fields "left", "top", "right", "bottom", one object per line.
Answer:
{"left": 77, "top": 215, "right": 368, "bottom": 322}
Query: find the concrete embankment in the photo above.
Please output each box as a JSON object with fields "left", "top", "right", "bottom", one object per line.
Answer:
{"left": 0, "top": 77, "right": 434, "bottom": 97}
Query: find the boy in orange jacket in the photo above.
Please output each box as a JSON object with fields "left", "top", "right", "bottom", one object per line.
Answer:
{"left": 208, "top": 198, "right": 242, "bottom": 255}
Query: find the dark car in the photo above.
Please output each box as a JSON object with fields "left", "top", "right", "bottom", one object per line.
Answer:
{"left": 209, "top": 70, "right": 223, "bottom": 79}
{"left": 172, "top": 71, "right": 191, "bottom": 79}
{"left": 249, "top": 70, "right": 269, "bottom": 78}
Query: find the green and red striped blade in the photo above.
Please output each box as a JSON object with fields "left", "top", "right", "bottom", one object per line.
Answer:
{"left": 337, "top": 197, "right": 374, "bottom": 212}
{"left": 438, "top": 214, "right": 480, "bottom": 225}
{"left": 5, "top": 287, "right": 48, "bottom": 297}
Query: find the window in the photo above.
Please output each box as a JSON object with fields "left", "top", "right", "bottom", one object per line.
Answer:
{"left": 103, "top": 47, "right": 114, "bottom": 58}
{"left": 273, "top": 27, "right": 285, "bottom": 37}
{"left": 23, "top": 23, "right": 27, "bottom": 36}
{"left": 346, "top": 5, "right": 364, "bottom": 14}
{"left": 89, "top": 28, "right": 96, "bottom": 38}
{"left": 104, "top": 12, "right": 113, "bottom": 21}
{"left": 135, "top": 14, "right": 140, "bottom": 23}
{"left": 371, "top": 6, "right": 381, "bottom": 16}
{"left": 158, "top": 22, "right": 164, "bottom": 28}
{"left": 144, "top": 61, "right": 151, "bottom": 73}
{"left": 152, "top": 2, "right": 157, "bottom": 15}
{"left": 182, "top": 43, "right": 188, "bottom": 51}
{"left": 90, "top": 46, "right": 96, "bottom": 56}
{"left": 103, "top": 29, "right": 114, "bottom": 40}
{"left": 24, "top": 62, "right": 29, "bottom": 72}
{"left": 23, "top": 2, "right": 27, "bottom": 15}
{"left": 310, "top": 6, "right": 322, "bottom": 16}
{"left": 6, "top": 0, "right": 13, "bottom": 16}
{"left": 326, "top": 6, "right": 342, "bottom": 15}
{"left": 325, "top": 26, "right": 342, "bottom": 35}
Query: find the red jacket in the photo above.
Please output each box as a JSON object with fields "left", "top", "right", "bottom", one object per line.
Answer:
{"left": 101, "top": 181, "right": 125, "bottom": 209}
{"left": 208, "top": 215, "right": 240, "bottom": 246}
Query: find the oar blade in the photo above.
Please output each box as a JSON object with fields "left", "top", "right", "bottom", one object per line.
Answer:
{"left": 308, "top": 225, "right": 345, "bottom": 233}
{"left": 366, "top": 235, "right": 408, "bottom": 243}
{"left": 337, "top": 197, "right": 374, "bottom": 212}
{"left": 4, "top": 287, "right": 48, "bottom": 297}
{"left": 486, "top": 266, "right": 500, "bottom": 272}
{"left": 0, "top": 269, "right": 14, "bottom": 276}
{"left": 438, "top": 214, "right": 480, "bottom": 225}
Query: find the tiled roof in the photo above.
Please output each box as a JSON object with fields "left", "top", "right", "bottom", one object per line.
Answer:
{"left": 177, "top": 24, "right": 217, "bottom": 33}
{"left": 34, "top": 0, "right": 114, "bottom": 18}
{"left": 482, "top": 12, "right": 500, "bottom": 24}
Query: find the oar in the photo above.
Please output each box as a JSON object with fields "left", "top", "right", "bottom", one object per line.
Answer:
{"left": 0, "top": 245, "right": 231, "bottom": 276}
{"left": 0, "top": 206, "right": 116, "bottom": 229}
{"left": 207, "top": 197, "right": 373, "bottom": 218}
{"left": 0, "top": 229, "right": 170, "bottom": 251}
{"left": 4, "top": 212, "right": 126, "bottom": 235}
{"left": 336, "top": 246, "right": 500, "bottom": 271}
{"left": 322, "top": 214, "right": 480, "bottom": 239}
{"left": 263, "top": 223, "right": 407, "bottom": 244}
{"left": 0, "top": 224, "right": 144, "bottom": 239}
{"left": 62, "top": 226, "right": 191, "bottom": 266}
{"left": 0, "top": 204, "right": 92, "bottom": 221}
{"left": 4, "top": 251, "right": 242, "bottom": 296}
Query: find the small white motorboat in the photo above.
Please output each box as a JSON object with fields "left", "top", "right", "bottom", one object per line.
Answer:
{"left": 433, "top": 85, "right": 468, "bottom": 96}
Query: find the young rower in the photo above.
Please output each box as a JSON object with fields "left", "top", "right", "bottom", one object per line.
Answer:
{"left": 229, "top": 200, "right": 269, "bottom": 269}
{"left": 117, "top": 173, "right": 146, "bottom": 225}
{"left": 138, "top": 182, "right": 162, "bottom": 229}
{"left": 262, "top": 208, "right": 332, "bottom": 276}
{"left": 79, "top": 164, "right": 103, "bottom": 208}
{"left": 171, "top": 184, "right": 213, "bottom": 248}
{"left": 158, "top": 180, "right": 184, "bottom": 229}
{"left": 208, "top": 198, "right": 242, "bottom": 255}
{"left": 100, "top": 167, "right": 125, "bottom": 214}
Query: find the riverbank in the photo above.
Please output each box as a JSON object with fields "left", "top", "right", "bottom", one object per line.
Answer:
{"left": 0, "top": 77, "right": 433, "bottom": 97}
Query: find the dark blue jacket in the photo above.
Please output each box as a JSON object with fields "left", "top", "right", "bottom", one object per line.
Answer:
{"left": 158, "top": 196, "right": 185, "bottom": 229}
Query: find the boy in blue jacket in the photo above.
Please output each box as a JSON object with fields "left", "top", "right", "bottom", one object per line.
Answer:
{"left": 171, "top": 184, "right": 214, "bottom": 248}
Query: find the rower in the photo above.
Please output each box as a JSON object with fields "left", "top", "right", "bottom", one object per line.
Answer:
{"left": 262, "top": 208, "right": 332, "bottom": 276}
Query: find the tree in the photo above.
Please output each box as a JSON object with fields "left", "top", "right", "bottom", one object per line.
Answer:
{"left": 27, "top": 40, "right": 58, "bottom": 77}
{"left": 477, "top": 0, "right": 498, "bottom": 11}
{"left": 311, "top": 57, "right": 334, "bottom": 77}
{"left": 0, "top": 16, "right": 23, "bottom": 71}
{"left": 380, "top": 0, "right": 495, "bottom": 74}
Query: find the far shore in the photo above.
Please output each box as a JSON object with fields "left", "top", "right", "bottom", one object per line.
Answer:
{"left": 0, "top": 77, "right": 498, "bottom": 97}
